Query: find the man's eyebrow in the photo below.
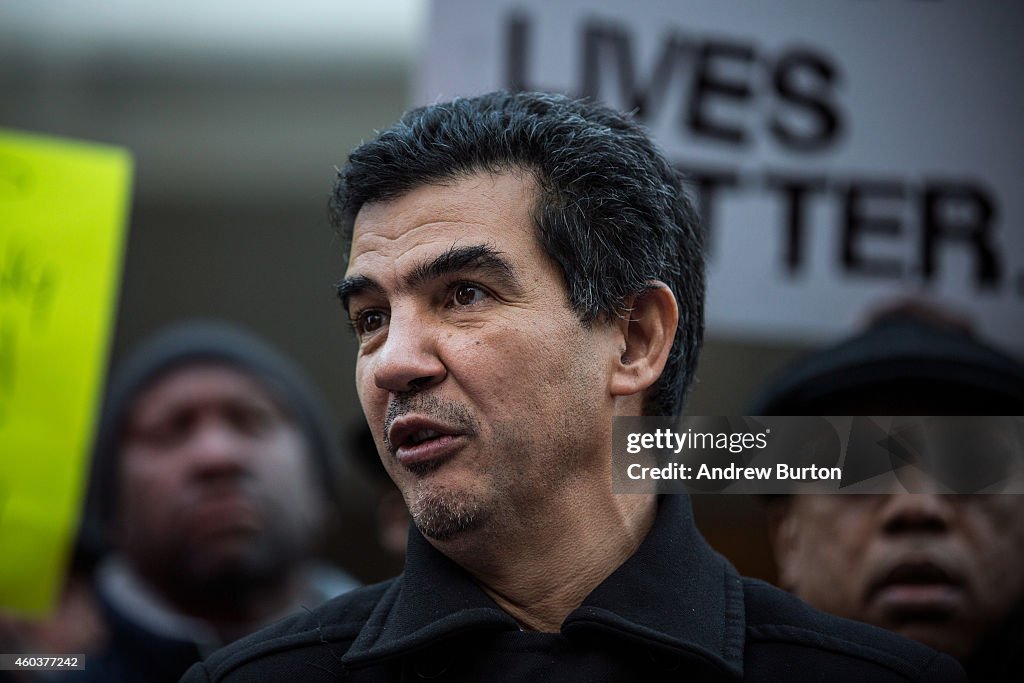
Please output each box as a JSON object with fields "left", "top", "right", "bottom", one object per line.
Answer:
{"left": 404, "top": 244, "right": 517, "bottom": 291}
{"left": 337, "top": 245, "right": 519, "bottom": 311}
{"left": 335, "top": 275, "right": 384, "bottom": 312}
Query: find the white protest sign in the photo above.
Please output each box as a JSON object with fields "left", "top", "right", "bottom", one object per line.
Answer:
{"left": 420, "top": 0, "right": 1024, "bottom": 354}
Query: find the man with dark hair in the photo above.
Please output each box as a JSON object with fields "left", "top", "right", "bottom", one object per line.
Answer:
{"left": 185, "top": 92, "right": 963, "bottom": 681}
{"left": 330, "top": 91, "right": 705, "bottom": 419}
{"left": 78, "top": 320, "right": 357, "bottom": 683}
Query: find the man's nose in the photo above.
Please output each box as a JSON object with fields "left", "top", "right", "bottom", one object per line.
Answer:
{"left": 880, "top": 494, "right": 955, "bottom": 535}
{"left": 372, "top": 314, "right": 446, "bottom": 393}
{"left": 186, "top": 418, "right": 249, "bottom": 476}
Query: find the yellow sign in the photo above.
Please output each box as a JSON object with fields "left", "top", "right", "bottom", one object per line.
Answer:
{"left": 0, "top": 130, "right": 132, "bottom": 615}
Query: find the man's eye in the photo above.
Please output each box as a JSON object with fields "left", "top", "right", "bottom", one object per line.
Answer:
{"left": 227, "top": 404, "right": 275, "bottom": 435}
{"left": 130, "top": 414, "right": 193, "bottom": 449}
{"left": 451, "top": 284, "right": 488, "bottom": 307}
{"left": 354, "top": 310, "right": 388, "bottom": 337}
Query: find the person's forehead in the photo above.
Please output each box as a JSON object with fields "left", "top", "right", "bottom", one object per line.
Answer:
{"left": 347, "top": 172, "right": 539, "bottom": 270}
{"left": 128, "top": 362, "right": 282, "bottom": 419}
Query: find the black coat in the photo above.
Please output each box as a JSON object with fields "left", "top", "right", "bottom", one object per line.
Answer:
{"left": 60, "top": 592, "right": 202, "bottom": 683}
{"left": 182, "top": 496, "right": 965, "bottom": 682}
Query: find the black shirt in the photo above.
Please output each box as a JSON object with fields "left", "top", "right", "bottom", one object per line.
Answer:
{"left": 182, "top": 495, "right": 965, "bottom": 681}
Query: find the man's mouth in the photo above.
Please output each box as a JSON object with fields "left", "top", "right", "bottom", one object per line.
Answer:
{"left": 868, "top": 561, "right": 965, "bottom": 620}
{"left": 387, "top": 417, "right": 465, "bottom": 471}
{"left": 407, "top": 429, "right": 443, "bottom": 445}
{"left": 185, "top": 494, "right": 263, "bottom": 538}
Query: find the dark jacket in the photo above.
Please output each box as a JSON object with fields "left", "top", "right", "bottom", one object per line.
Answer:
{"left": 183, "top": 496, "right": 965, "bottom": 681}
{"left": 73, "top": 594, "right": 202, "bottom": 683}
{"left": 60, "top": 559, "right": 359, "bottom": 683}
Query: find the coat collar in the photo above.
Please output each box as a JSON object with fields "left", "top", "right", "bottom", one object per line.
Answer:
{"left": 342, "top": 495, "right": 745, "bottom": 678}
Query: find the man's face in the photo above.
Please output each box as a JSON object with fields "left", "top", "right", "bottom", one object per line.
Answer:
{"left": 342, "top": 171, "right": 621, "bottom": 543}
{"left": 773, "top": 494, "right": 1024, "bottom": 659}
{"left": 116, "top": 364, "right": 322, "bottom": 595}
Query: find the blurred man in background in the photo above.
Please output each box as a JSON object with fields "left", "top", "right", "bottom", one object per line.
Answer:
{"left": 75, "top": 320, "right": 357, "bottom": 683}
{"left": 755, "top": 304, "right": 1024, "bottom": 681}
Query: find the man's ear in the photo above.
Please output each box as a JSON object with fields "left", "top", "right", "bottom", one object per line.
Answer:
{"left": 609, "top": 282, "right": 678, "bottom": 398}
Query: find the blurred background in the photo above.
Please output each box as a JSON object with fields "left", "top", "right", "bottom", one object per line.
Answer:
{"left": 2, "top": 0, "right": 1021, "bottom": 585}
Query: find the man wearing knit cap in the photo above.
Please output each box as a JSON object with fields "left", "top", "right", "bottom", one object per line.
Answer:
{"left": 756, "top": 304, "right": 1024, "bottom": 682}
{"left": 75, "top": 320, "right": 357, "bottom": 683}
